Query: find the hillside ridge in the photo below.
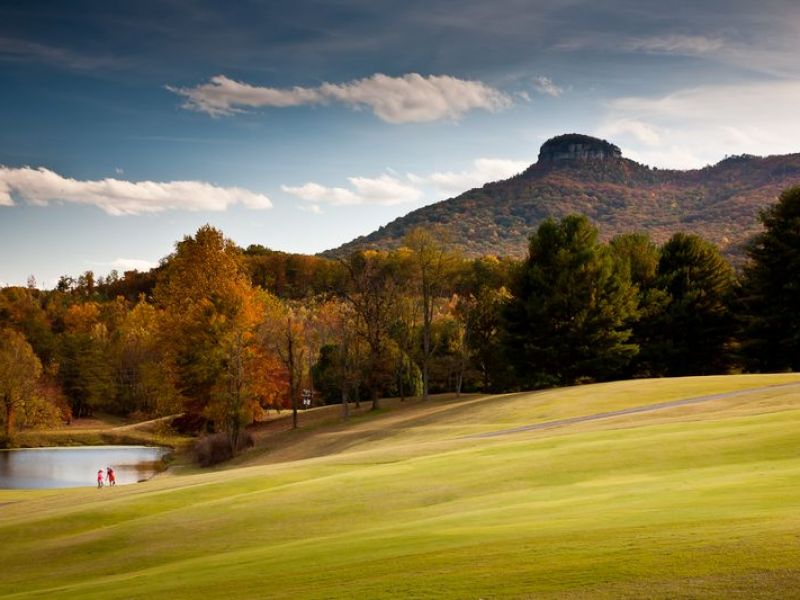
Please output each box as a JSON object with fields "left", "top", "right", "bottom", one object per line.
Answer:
{"left": 324, "top": 134, "right": 800, "bottom": 260}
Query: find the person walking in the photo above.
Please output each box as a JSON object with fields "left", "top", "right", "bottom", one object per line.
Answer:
{"left": 106, "top": 466, "right": 116, "bottom": 486}
{"left": 97, "top": 469, "right": 104, "bottom": 488}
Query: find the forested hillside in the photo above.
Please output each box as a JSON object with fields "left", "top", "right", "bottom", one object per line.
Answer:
{"left": 327, "top": 134, "right": 800, "bottom": 260}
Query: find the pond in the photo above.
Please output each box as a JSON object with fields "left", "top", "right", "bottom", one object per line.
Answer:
{"left": 0, "top": 446, "right": 169, "bottom": 489}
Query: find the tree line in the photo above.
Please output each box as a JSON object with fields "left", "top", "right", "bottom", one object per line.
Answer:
{"left": 2, "top": 186, "right": 799, "bottom": 454}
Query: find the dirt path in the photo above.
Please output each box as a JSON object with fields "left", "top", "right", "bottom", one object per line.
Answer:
{"left": 468, "top": 382, "right": 800, "bottom": 439}
{"left": 111, "top": 414, "right": 182, "bottom": 432}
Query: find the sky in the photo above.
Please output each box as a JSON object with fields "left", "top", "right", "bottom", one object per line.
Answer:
{"left": 1, "top": 0, "right": 799, "bottom": 287}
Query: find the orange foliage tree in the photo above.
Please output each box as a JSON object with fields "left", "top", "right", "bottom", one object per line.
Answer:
{"left": 155, "top": 225, "right": 269, "bottom": 449}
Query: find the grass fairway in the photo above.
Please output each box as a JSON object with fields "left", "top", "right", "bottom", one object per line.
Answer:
{"left": 2, "top": 373, "right": 800, "bottom": 599}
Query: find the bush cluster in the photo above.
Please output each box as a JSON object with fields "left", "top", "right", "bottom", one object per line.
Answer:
{"left": 194, "top": 431, "right": 254, "bottom": 467}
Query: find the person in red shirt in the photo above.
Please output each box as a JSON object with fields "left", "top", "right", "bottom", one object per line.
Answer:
{"left": 106, "top": 467, "right": 116, "bottom": 486}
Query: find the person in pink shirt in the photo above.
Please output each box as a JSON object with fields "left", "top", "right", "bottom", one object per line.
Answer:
{"left": 97, "top": 469, "right": 104, "bottom": 488}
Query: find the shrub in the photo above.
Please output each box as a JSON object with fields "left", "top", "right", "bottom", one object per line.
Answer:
{"left": 171, "top": 412, "right": 208, "bottom": 435}
{"left": 194, "top": 431, "right": 254, "bottom": 467}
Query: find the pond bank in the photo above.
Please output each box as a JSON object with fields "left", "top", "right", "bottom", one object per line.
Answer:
{"left": 11, "top": 414, "right": 191, "bottom": 450}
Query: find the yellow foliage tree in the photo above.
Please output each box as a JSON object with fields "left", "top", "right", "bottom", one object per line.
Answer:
{"left": 0, "top": 328, "right": 42, "bottom": 444}
{"left": 154, "top": 226, "right": 267, "bottom": 451}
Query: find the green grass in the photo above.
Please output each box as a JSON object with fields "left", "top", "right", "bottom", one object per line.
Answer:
{"left": 2, "top": 373, "right": 800, "bottom": 599}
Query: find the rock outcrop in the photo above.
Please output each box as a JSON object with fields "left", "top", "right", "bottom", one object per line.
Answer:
{"left": 537, "top": 133, "right": 622, "bottom": 162}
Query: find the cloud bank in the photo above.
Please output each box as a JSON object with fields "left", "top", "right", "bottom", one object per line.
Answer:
{"left": 621, "top": 34, "right": 725, "bottom": 55}
{"left": 597, "top": 80, "right": 800, "bottom": 168}
{"left": 110, "top": 258, "right": 159, "bottom": 272}
{"left": 283, "top": 157, "right": 528, "bottom": 213}
{"left": 168, "top": 73, "right": 512, "bottom": 123}
{"left": 409, "top": 158, "right": 528, "bottom": 195}
{"left": 0, "top": 166, "right": 272, "bottom": 215}
{"left": 282, "top": 174, "right": 422, "bottom": 211}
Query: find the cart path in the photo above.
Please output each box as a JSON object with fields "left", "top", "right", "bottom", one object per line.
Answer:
{"left": 467, "top": 382, "right": 800, "bottom": 439}
{"left": 111, "top": 414, "right": 182, "bottom": 432}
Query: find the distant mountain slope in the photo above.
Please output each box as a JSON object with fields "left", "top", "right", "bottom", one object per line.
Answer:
{"left": 324, "top": 134, "right": 800, "bottom": 260}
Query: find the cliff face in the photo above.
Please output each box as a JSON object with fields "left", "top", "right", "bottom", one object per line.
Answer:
{"left": 323, "top": 134, "right": 800, "bottom": 262}
{"left": 537, "top": 133, "right": 622, "bottom": 163}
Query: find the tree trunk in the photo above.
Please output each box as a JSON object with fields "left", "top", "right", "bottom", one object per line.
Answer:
{"left": 287, "top": 318, "right": 298, "bottom": 430}
{"left": 422, "top": 297, "right": 431, "bottom": 401}
{"left": 4, "top": 400, "right": 15, "bottom": 441}
{"left": 371, "top": 385, "right": 380, "bottom": 411}
{"left": 422, "top": 357, "right": 429, "bottom": 401}
{"left": 291, "top": 386, "right": 298, "bottom": 429}
{"left": 341, "top": 388, "right": 350, "bottom": 421}
{"left": 398, "top": 358, "right": 405, "bottom": 402}
{"left": 288, "top": 363, "right": 297, "bottom": 430}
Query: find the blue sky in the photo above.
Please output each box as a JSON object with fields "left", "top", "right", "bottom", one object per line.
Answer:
{"left": 1, "top": 0, "right": 799, "bottom": 287}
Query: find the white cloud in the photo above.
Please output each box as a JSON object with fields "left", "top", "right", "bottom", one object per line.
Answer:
{"left": 595, "top": 119, "right": 663, "bottom": 147}
{"left": 555, "top": 33, "right": 726, "bottom": 57}
{"left": 349, "top": 174, "right": 423, "bottom": 204}
{"left": 622, "top": 34, "right": 725, "bottom": 55}
{"left": 282, "top": 174, "right": 422, "bottom": 207}
{"left": 409, "top": 158, "right": 528, "bottom": 196}
{"left": 0, "top": 166, "right": 272, "bottom": 215}
{"left": 597, "top": 80, "right": 800, "bottom": 168}
{"left": 298, "top": 204, "right": 323, "bottom": 215}
{"left": 283, "top": 156, "right": 530, "bottom": 211}
{"left": 168, "top": 73, "right": 512, "bottom": 123}
{"left": 281, "top": 182, "right": 360, "bottom": 206}
{"left": 110, "top": 258, "right": 158, "bottom": 272}
{"left": 533, "top": 76, "right": 563, "bottom": 97}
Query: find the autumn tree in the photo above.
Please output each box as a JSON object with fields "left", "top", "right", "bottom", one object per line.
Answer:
{"left": 340, "top": 250, "right": 403, "bottom": 410}
{"left": 0, "top": 328, "right": 43, "bottom": 444}
{"left": 260, "top": 297, "right": 312, "bottom": 429}
{"left": 457, "top": 286, "right": 511, "bottom": 392}
{"left": 0, "top": 286, "right": 57, "bottom": 365}
{"left": 456, "top": 255, "right": 515, "bottom": 296}
{"left": 403, "top": 228, "right": 460, "bottom": 400}
{"left": 208, "top": 328, "right": 261, "bottom": 452}
{"left": 155, "top": 225, "right": 262, "bottom": 444}
{"left": 388, "top": 287, "right": 419, "bottom": 402}
{"left": 58, "top": 302, "right": 115, "bottom": 417}
{"left": 114, "top": 300, "right": 182, "bottom": 417}
{"left": 432, "top": 299, "right": 470, "bottom": 396}
{"left": 310, "top": 299, "right": 364, "bottom": 419}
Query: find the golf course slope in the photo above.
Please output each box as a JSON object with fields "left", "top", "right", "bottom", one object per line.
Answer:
{"left": 2, "top": 373, "right": 800, "bottom": 599}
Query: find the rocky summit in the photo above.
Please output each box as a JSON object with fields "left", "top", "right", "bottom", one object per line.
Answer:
{"left": 537, "top": 133, "right": 622, "bottom": 163}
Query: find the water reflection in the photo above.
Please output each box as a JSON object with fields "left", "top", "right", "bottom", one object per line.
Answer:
{"left": 0, "top": 446, "right": 168, "bottom": 489}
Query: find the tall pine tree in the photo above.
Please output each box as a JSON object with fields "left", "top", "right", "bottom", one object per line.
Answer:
{"left": 504, "top": 215, "right": 638, "bottom": 386}
{"left": 740, "top": 186, "right": 800, "bottom": 370}
{"left": 645, "top": 233, "right": 736, "bottom": 376}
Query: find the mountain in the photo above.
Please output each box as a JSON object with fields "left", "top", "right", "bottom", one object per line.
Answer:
{"left": 324, "top": 133, "right": 800, "bottom": 261}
